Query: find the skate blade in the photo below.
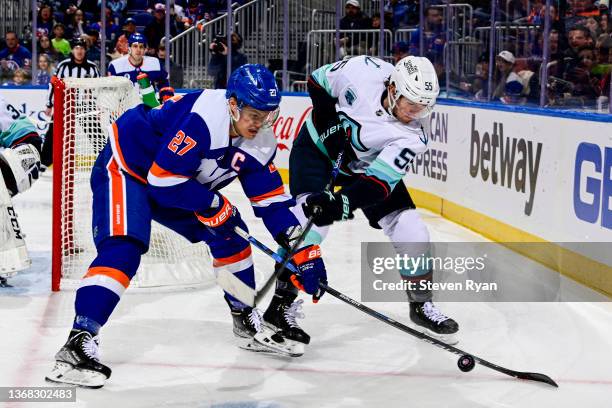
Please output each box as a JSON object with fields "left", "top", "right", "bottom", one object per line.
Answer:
{"left": 239, "top": 327, "right": 304, "bottom": 357}
{"left": 408, "top": 322, "right": 459, "bottom": 345}
{"left": 45, "top": 361, "right": 107, "bottom": 389}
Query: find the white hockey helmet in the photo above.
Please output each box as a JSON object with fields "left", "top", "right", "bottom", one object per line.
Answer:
{"left": 387, "top": 56, "right": 439, "bottom": 119}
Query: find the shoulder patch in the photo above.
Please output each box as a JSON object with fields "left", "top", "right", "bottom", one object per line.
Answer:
{"left": 344, "top": 88, "right": 357, "bottom": 106}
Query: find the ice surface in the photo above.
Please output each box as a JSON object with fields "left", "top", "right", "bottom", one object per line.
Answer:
{"left": 1, "top": 172, "right": 611, "bottom": 408}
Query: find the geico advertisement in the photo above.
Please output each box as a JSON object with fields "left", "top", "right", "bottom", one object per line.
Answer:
{"left": 574, "top": 142, "right": 612, "bottom": 231}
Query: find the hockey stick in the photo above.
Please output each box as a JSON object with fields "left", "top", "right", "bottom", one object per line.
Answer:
{"left": 253, "top": 150, "right": 345, "bottom": 303}
{"left": 234, "top": 227, "right": 559, "bottom": 388}
{"left": 213, "top": 151, "right": 344, "bottom": 308}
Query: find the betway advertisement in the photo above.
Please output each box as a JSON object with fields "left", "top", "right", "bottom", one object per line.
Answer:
{"left": 407, "top": 103, "right": 612, "bottom": 247}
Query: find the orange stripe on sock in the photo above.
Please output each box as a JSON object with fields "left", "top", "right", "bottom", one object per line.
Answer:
{"left": 213, "top": 246, "right": 252, "bottom": 267}
{"left": 249, "top": 186, "right": 285, "bottom": 203}
{"left": 84, "top": 266, "right": 131, "bottom": 288}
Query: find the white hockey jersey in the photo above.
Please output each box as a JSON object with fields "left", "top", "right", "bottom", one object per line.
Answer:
{"left": 308, "top": 56, "right": 430, "bottom": 191}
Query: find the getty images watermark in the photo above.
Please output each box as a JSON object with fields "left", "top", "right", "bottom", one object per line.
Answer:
{"left": 360, "top": 242, "right": 611, "bottom": 302}
{"left": 370, "top": 252, "right": 495, "bottom": 293}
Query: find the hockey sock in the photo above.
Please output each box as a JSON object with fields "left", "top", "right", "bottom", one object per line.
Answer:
{"left": 74, "top": 237, "right": 143, "bottom": 332}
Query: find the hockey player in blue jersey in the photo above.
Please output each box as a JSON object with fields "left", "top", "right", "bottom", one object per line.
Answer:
{"left": 46, "top": 65, "right": 328, "bottom": 388}
{"left": 108, "top": 33, "right": 175, "bottom": 102}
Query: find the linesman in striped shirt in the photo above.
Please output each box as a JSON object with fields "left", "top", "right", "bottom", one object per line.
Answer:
{"left": 42, "top": 37, "right": 100, "bottom": 166}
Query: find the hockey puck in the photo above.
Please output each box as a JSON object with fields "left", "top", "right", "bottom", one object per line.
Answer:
{"left": 457, "top": 354, "right": 475, "bottom": 372}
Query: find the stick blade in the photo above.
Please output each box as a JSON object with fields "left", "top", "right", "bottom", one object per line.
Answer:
{"left": 516, "top": 372, "right": 559, "bottom": 387}
{"left": 216, "top": 270, "right": 255, "bottom": 308}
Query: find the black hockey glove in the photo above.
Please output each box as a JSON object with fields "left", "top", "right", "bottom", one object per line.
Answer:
{"left": 302, "top": 191, "right": 354, "bottom": 227}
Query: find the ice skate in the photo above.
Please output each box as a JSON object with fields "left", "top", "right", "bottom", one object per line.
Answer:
{"left": 409, "top": 301, "right": 459, "bottom": 345}
{"left": 263, "top": 294, "right": 309, "bottom": 356}
{"left": 45, "top": 329, "right": 111, "bottom": 388}
{"left": 232, "top": 306, "right": 302, "bottom": 357}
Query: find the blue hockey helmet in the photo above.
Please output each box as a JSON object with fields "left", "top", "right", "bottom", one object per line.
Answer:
{"left": 225, "top": 64, "right": 281, "bottom": 111}
{"left": 128, "top": 33, "right": 147, "bottom": 46}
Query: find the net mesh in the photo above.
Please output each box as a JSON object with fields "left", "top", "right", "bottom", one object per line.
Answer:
{"left": 57, "top": 77, "right": 214, "bottom": 289}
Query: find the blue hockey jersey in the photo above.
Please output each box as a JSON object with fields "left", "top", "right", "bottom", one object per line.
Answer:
{"left": 108, "top": 55, "right": 170, "bottom": 91}
{"left": 108, "top": 89, "right": 297, "bottom": 238}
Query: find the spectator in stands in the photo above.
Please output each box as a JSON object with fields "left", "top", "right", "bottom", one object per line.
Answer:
{"left": 145, "top": 3, "right": 178, "bottom": 53}
{"left": 37, "top": 5, "right": 56, "bottom": 38}
{"left": 89, "top": 8, "right": 122, "bottom": 46}
{"left": 207, "top": 32, "right": 247, "bottom": 89}
{"left": 339, "top": 0, "right": 371, "bottom": 56}
{"left": 182, "top": 0, "right": 206, "bottom": 29}
{"left": 2, "top": 68, "right": 29, "bottom": 86}
{"left": 199, "top": 0, "right": 227, "bottom": 21}
{"left": 66, "top": 9, "right": 88, "bottom": 40}
{"left": 102, "top": 0, "right": 128, "bottom": 24}
{"left": 500, "top": 72, "right": 527, "bottom": 104}
{"left": 84, "top": 30, "right": 102, "bottom": 64}
{"left": 585, "top": 16, "right": 602, "bottom": 39}
{"left": 0, "top": 32, "right": 32, "bottom": 71}
{"left": 52, "top": 24, "right": 72, "bottom": 58}
{"left": 386, "top": 0, "right": 419, "bottom": 28}
{"left": 391, "top": 41, "right": 409, "bottom": 64}
{"left": 565, "top": 25, "right": 593, "bottom": 61}
{"left": 368, "top": 12, "right": 392, "bottom": 55}
{"left": 37, "top": 35, "right": 61, "bottom": 65}
{"left": 408, "top": 6, "right": 444, "bottom": 59}
{"left": 459, "top": 52, "right": 489, "bottom": 100}
{"left": 114, "top": 17, "right": 137, "bottom": 55}
{"left": 64, "top": 0, "right": 99, "bottom": 18}
{"left": 565, "top": 45, "right": 601, "bottom": 102}
{"left": 157, "top": 42, "right": 183, "bottom": 88}
{"left": 36, "top": 54, "right": 53, "bottom": 85}
{"left": 492, "top": 50, "right": 516, "bottom": 100}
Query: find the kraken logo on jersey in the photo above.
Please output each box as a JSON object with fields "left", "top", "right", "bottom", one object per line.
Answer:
{"left": 338, "top": 112, "right": 366, "bottom": 152}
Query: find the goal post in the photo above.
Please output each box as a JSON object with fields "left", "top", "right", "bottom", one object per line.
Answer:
{"left": 51, "top": 76, "right": 214, "bottom": 291}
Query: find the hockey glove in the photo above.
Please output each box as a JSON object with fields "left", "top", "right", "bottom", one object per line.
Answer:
{"left": 302, "top": 191, "right": 354, "bottom": 227}
{"left": 289, "top": 245, "right": 327, "bottom": 302}
{"left": 0, "top": 143, "right": 41, "bottom": 196}
{"left": 195, "top": 194, "right": 241, "bottom": 239}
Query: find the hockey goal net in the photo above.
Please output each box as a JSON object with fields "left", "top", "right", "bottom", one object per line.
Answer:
{"left": 51, "top": 77, "right": 214, "bottom": 291}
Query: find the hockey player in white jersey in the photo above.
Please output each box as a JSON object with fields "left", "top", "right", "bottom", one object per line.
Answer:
{"left": 0, "top": 94, "right": 42, "bottom": 284}
{"left": 287, "top": 55, "right": 459, "bottom": 343}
